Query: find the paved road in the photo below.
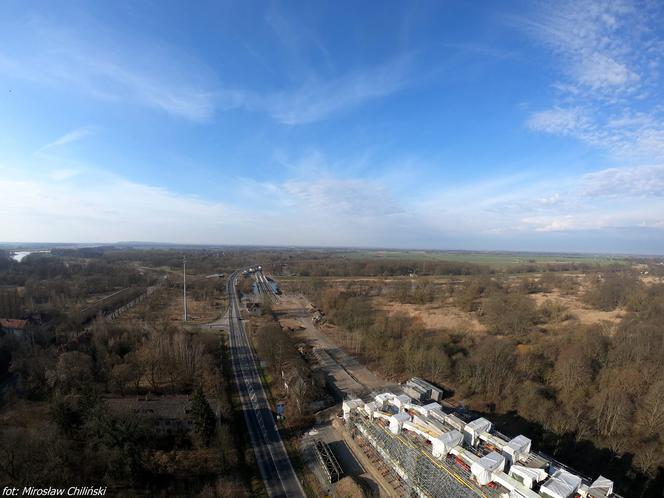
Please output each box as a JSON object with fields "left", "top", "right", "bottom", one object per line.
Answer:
{"left": 227, "top": 269, "right": 306, "bottom": 498}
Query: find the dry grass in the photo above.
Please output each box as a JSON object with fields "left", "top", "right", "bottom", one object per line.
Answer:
{"left": 372, "top": 297, "right": 487, "bottom": 334}
{"left": 530, "top": 290, "right": 623, "bottom": 325}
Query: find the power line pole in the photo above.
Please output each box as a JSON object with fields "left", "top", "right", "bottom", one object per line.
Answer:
{"left": 183, "top": 256, "right": 188, "bottom": 322}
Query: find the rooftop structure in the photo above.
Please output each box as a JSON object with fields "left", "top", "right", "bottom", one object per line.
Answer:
{"left": 343, "top": 390, "right": 619, "bottom": 498}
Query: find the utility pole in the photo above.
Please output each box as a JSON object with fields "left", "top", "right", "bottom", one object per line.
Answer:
{"left": 183, "top": 256, "right": 188, "bottom": 322}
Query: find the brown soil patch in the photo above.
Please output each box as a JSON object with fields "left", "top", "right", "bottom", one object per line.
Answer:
{"left": 516, "top": 344, "right": 531, "bottom": 355}
{"left": 372, "top": 297, "right": 487, "bottom": 334}
{"left": 278, "top": 318, "right": 304, "bottom": 331}
{"left": 335, "top": 476, "right": 368, "bottom": 498}
{"left": 530, "top": 290, "right": 623, "bottom": 326}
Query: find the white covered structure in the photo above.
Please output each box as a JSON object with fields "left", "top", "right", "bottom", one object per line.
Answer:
{"left": 442, "top": 413, "right": 466, "bottom": 432}
{"left": 464, "top": 417, "right": 492, "bottom": 446}
{"left": 504, "top": 435, "right": 532, "bottom": 465}
{"left": 394, "top": 394, "right": 411, "bottom": 410}
{"left": 389, "top": 411, "right": 411, "bottom": 434}
{"left": 471, "top": 451, "right": 505, "bottom": 486}
{"left": 588, "top": 476, "right": 614, "bottom": 498}
{"left": 432, "top": 429, "right": 463, "bottom": 458}
{"left": 540, "top": 469, "right": 582, "bottom": 498}
{"left": 508, "top": 465, "right": 548, "bottom": 489}
{"left": 412, "top": 401, "right": 443, "bottom": 418}
{"left": 364, "top": 401, "right": 378, "bottom": 417}
{"left": 342, "top": 399, "right": 363, "bottom": 420}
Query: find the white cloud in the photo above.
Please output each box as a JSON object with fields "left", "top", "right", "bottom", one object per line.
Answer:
{"left": 49, "top": 169, "right": 81, "bottom": 181}
{"left": 0, "top": 18, "right": 410, "bottom": 125}
{"left": 522, "top": 0, "right": 664, "bottom": 160}
{"left": 526, "top": 107, "right": 589, "bottom": 135}
{"left": 0, "top": 167, "right": 239, "bottom": 243}
{"left": 0, "top": 23, "right": 219, "bottom": 122}
{"left": 581, "top": 164, "right": 664, "bottom": 197}
{"left": 264, "top": 57, "right": 410, "bottom": 125}
{"left": 38, "top": 126, "right": 96, "bottom": 152}
{"left": 576, "top": 51, "right": 639, "bottom": 90}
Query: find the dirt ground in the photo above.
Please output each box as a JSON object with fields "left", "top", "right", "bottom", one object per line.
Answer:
{"left": 374, "top": 287, "right": 623, "bottom": 334}
{"left": 273, "top": 293, "right": 396, "bottom": 398}
{"left": 115, "top": 286, "right": 225, "bottom": 326}
{"left": 372, "top": 297, "right": 487, "bottom": 334}
{"left": 529, "top": 290, "right": 624, "bottom": 326}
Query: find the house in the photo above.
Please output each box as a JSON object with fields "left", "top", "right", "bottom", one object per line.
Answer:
{"left": 104, "top": 395, "right": 193, "bottom": 435}
{"left": 0, "top": 318, "right": 27, "bottom": 336}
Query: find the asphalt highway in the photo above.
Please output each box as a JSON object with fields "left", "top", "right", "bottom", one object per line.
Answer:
{"left": 227, "top": 269, "right": 306, "bottom": 498}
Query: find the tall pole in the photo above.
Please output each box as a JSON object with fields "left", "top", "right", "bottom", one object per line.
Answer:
{"left": 183, "top": 256, "right": 188, "bottom": 322}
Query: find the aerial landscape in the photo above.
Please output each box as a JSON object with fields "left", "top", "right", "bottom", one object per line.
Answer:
{"left": 1, "top": 1, "right": 664, "bottom": 498}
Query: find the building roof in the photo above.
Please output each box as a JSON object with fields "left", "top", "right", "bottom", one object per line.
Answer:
{"left": 0, "top": 319, "right": 27, "bottom": 329}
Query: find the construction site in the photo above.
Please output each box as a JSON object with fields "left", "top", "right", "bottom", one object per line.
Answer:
{"left": 341, "top": 379, "right": 618, "bottom": 498}
{"left": 252, "top": 271, "right": 630, "bottom": 498}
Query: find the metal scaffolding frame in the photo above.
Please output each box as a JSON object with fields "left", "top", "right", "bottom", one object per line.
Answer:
{"left": 313, "top": 439, "right": 343, "bottom": 483}
{"left": 348, "top": 412, "right": 499, "bottom": 498}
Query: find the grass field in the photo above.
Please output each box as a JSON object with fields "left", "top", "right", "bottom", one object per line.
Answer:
{"left": 341, "top": 250, "right": 628, "bottom": 268}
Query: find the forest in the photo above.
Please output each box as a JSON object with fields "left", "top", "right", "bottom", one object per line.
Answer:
{"left": 0, "top": 249, "right": 258, "bottom": 496}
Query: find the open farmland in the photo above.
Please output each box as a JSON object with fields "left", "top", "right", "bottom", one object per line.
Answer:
{"left": 341, "top": 250, "right": 630, "bottom": 269}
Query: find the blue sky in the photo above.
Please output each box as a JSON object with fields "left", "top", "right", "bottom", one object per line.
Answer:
{"left": 2, "top": 0, "right": 664, "bottom": 254}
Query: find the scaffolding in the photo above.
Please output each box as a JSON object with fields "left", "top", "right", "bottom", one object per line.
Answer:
{"left": 348, "top": 412, "right": 498, "bottom": 498}
{"left": 313, "top": 439, "right": 343, "bottom": 483}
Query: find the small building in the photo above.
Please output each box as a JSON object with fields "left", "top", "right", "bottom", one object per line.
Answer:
{"left": 104, "top": 395, "right": 193, "bottom": 435}
{"left": 246, "top": 302, "right": 262, "bottom": 316}
{"left": 0, "top": 318, "right": 27, "bottom": 336}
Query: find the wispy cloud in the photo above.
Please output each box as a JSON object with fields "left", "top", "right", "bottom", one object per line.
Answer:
{"left": 581, "top": 164, "right": 664, "bottom": 197}
{"left": 0, "top": 16, "right": 411, "bottom": 125}
{"left": 0, "top": 168, "right": 238, "bottom": 243}
{"left": 38, "top": 126, "right": 96, "bottom": 152}
{"left": 526, "top": 107, "right": 590, "bottom": 135}
{"left": 520, "top": 0, "right": 664, "bottom": 160}
{"left": 263, "top": 56, "right": 411, "bottom": 125}
{"left": 0, "top": 22, "right": 218, "bottom": 122}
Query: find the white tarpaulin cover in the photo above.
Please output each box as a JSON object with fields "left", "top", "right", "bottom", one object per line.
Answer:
{"left": 394, "top": 394, "right": 411, "bottom": 408}
{"left": 504, "top": 435, "right": 532, "bottom": 464}
{"left": 419, "top": 402, "right": 443, "bottom": 417}
{"left": 508, "top": 465, "right": 547, "bottom": 489}
{"left": 471, "top": 451, "right": 505, "bottom": 485}
{"left": 464, "top": 417, "right": 492, "bottom": 446}
{"left": 389, "top": 411, "right": 411, "bottom": 434}
{"left": 540, "top": 470, "right": 582, "bottom": 498}
{"left": 589, "top": 476, "right": 613, "bottom": 496}
{"left": 557, "top": 470, "right": 582, "bottom": 490}
{"left": 364, "top": 401, "right": 377, "bottom": 416}
{"left": 443, "top": 413, "right": 466, "bottom": 432}
{"left": 342, "top": 399, "right": 363, "bottom": 419}
{"left": 432, "top": 430, "right": 463, "bottom": 458}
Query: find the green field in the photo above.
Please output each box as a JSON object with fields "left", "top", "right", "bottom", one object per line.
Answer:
{"left": 341, "top": 250, "right": 629, "bottom": 268}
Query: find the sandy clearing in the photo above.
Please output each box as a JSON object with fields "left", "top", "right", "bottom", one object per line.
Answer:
{"left": 372, "top": 297, "right": 487, "bottom": 333}
{"left": 530, "top": 290, "right": 623, "bottom": 325}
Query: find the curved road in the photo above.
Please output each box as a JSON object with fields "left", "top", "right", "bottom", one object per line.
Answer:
{"left": 227, "top": 269, "right": 306, "bottom": 498}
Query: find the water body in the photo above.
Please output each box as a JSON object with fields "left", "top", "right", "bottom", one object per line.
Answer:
{"left": 11, "top": 250, "right": 50, "bottom": 262}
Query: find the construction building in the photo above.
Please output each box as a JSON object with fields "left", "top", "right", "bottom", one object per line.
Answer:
{"left": 402, "top": 377, "right": 445, "bottom": 403}
{"left": 342, "top": 391, "right": 619, "bottom": 498}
